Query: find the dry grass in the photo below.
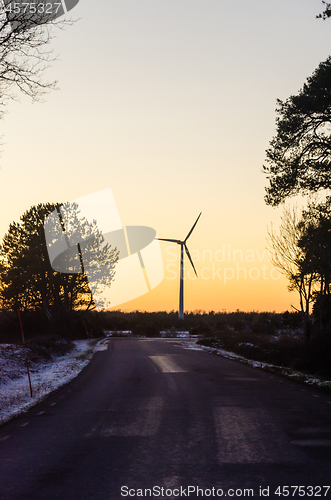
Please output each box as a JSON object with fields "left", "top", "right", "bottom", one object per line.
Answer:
{"left": 198, "top": 328, "right": 331, "bottom": 379}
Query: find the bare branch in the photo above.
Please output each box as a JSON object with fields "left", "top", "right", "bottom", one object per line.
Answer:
{"left": 0, "top": 1, "right": 74, "bottom": 119}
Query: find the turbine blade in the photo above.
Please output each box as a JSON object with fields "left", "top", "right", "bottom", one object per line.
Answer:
{"left": 184, "top": 212, "right": 202, "bottom": 242}
{"left": 185, "top": 244, "right": 198, "bottom": 277}
{"left": 157, "top": 238, "right": 181, "bottom": 244}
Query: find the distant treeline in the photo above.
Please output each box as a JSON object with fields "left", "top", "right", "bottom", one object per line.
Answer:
{"left": 0, "top": 309, "right": 303, "bottom": 343}
{"left": 95, "top": 309, "right": 303, "bottom": 338}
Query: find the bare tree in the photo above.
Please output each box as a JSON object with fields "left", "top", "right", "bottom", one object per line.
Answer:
{"left": 317, "top": 1, "right": 331, "bottom": 19}
{"left": 267, "top": 207, "right": 318, "bottom": 340}
{"left": 0, "top": 1, "right": 73, "bottom": 118}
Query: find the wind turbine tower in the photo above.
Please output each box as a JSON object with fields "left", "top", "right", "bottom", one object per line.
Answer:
{"left": 158, "top": 213, "right": 202, "bottom": 320}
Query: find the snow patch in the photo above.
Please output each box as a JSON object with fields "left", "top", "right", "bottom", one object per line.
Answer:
{"left": 177, "top": 340, "right": 331, "bottom": 391}
{"left": 0, "top": 340, "right": 100, "bottom": 426}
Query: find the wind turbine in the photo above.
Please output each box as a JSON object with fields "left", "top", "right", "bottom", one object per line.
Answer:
{"left": 158, "top": 213, "right": 202, "bottom": 320}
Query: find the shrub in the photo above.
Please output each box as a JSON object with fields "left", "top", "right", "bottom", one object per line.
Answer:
{"left": 131, "top": 320, "right": 160, "bottom": 337}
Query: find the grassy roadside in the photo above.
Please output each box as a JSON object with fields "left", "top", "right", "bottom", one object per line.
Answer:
{"left": 197, "top": 328, "right": 331, "bottom": 381}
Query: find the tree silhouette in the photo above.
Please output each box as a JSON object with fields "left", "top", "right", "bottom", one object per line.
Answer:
{"left": 268, "top": 200, "right": 331, "bottom": 339}
{"left": 317, "top": 1, "right": 331, "bottom": 19}
{"left": 0, "top": 202, "right": 118, "bottom": 334}
{"left": 263, "top": 57, "right": 331, "bottom": 206}
{"left": 0, "top": 1, "right": 73, "bottom": 120}
{"left": 268, "top": 208, "right": 317, "bottom": 340}
{"left": 298, "top": 200, "right": 331, "bottom": 332}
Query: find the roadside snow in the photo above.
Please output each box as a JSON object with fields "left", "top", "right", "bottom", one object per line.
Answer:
{"left": 0, "top": 340, "right": 99, "bottom": 426}
{"left": 178, "top": 340, "right": 331, "bottom": 391}
{"left": 2, "top": 336, "right": 330, "bottom": 428}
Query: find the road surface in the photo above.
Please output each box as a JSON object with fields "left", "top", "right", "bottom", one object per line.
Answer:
{"left": 0, "top": 338, "right": 331, "bottom": 499}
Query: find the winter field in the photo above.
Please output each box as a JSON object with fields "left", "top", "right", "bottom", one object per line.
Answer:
{"left": 0, "top": 339, "right": 103, "bottom": 426}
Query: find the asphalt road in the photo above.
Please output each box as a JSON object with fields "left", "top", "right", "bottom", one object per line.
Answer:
{"left": 0, "top": 338, "right": 331, "bottom": 500}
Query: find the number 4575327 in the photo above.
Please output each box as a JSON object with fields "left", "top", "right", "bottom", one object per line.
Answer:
{"left": 274, "top": 486, "right": 330, "bottom": 497}
{"left": 4, "top": 3, "right": 62, "bottom": 15}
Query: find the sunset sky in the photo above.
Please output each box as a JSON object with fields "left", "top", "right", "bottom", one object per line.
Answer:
{"left": 0, "top": 0, "right": 330, "bottom": 313}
